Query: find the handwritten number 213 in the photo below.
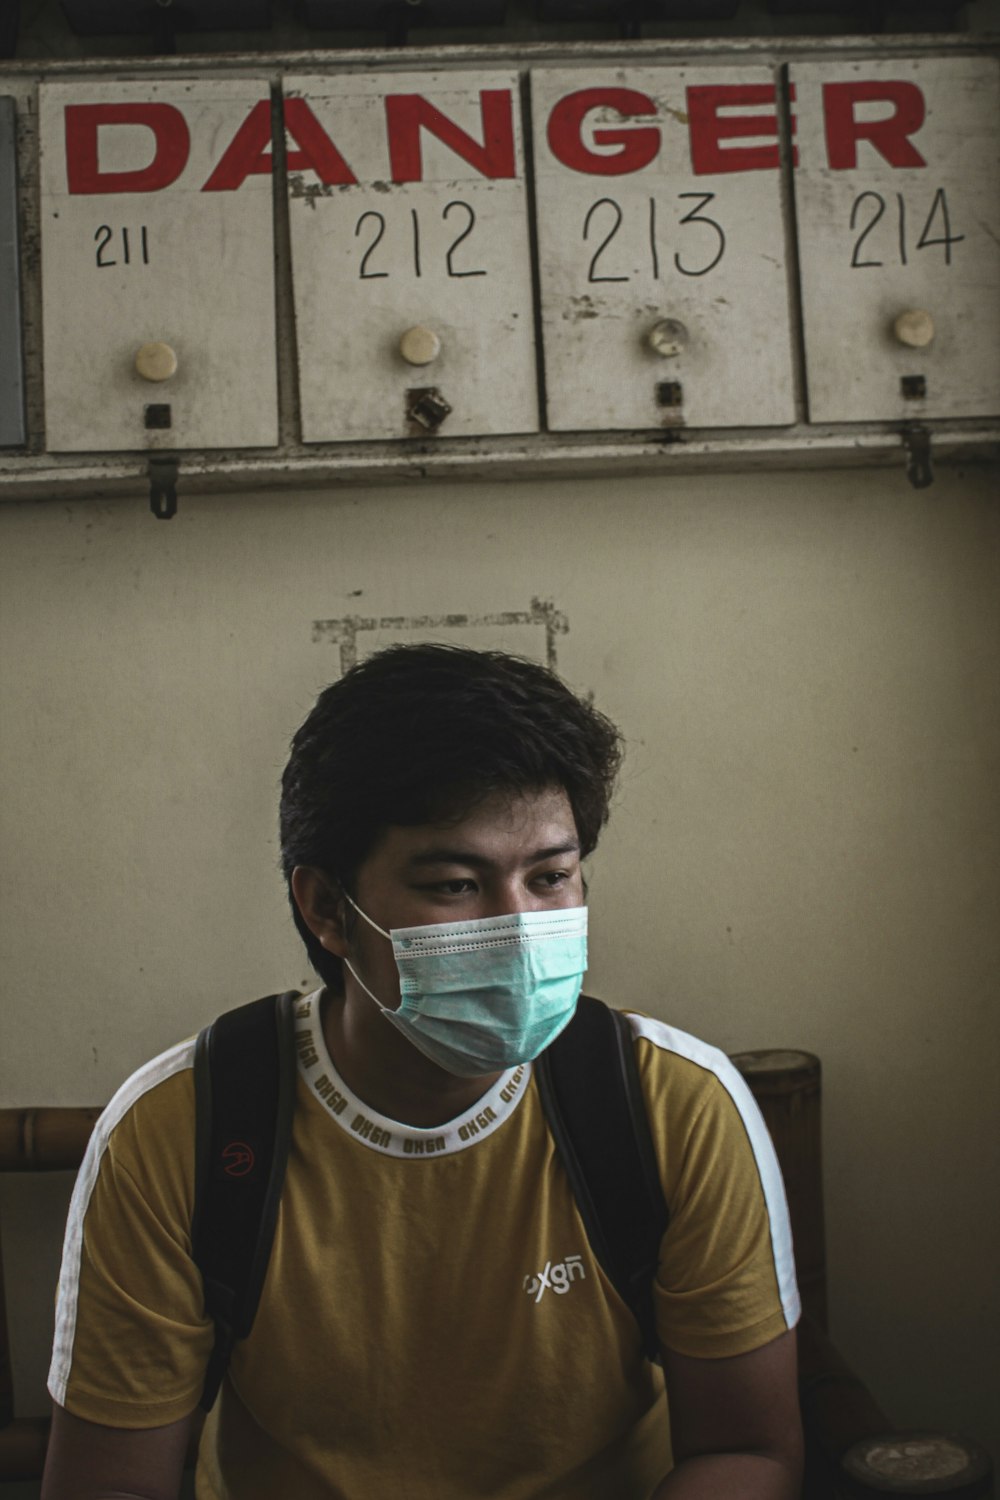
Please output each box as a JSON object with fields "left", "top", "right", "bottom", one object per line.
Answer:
{"left": 585, "top": 194, "right": 726, "bottom": 283}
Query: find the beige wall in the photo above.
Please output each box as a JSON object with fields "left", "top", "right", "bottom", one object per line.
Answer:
{"left": 1, "top": 462, "right": 998, "bottom": 1461}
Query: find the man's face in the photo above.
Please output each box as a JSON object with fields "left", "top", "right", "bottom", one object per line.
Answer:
{"left": 345, "top": 784, "right": 584, "bottom": 1013}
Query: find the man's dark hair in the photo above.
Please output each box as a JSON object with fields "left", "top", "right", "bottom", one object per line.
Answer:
{"left": 280, "top": 643, "right": 623, "bottom": 991}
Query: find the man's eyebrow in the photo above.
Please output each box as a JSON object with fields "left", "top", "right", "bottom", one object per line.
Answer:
{"left": 406, "top": 841, "right": 580, "bottom": 869}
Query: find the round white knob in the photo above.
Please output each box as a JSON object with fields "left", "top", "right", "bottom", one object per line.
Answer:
{"left": 646, "top": 319, "right": 689, "bottom": 358}
{"left": 135, "top": 341, "right": 178, "bottom": 382}
{"left": 399, "top": 326, "right": 441, "bottom": 366}
{"left": 893, "top": 310, "right": 935, "bottom": 349}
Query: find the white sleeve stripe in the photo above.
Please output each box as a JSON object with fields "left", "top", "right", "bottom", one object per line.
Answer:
{"left": 625, "top": 1013, "right": 802, "bottom": 1332}
{"left": 47, "top": 1038, "right": 197, "bottom": 1408}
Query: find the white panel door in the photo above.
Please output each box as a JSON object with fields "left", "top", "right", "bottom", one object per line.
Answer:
{"left": 39, "top": 79, "right": 279, "bottom": 453}
{"left": 791, "top": 57, "right": 1000, "bottom": 422}
{"left": 284, "top": 71, "right": 538, "bottom": 442}
{"left": 531, "top": 66, "right": 797, "bottom": 432}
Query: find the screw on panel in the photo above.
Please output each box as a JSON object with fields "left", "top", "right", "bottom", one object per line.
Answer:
{"left": 901, "top": 376, "right": 927, "bottom": 401}
{"left": 902, "top": 424, "right": 934, "bottom": 490}
{"left": 144, "top": 403, "right": 172, "bottom": 430}
{"left": 893, "top": 309, "right": 935, "bottom": 349}
{"left": 406, "top": 388, "right": 452, "bottom": 434}
{"left": 647, "top": 320, "right": 689, "bottom": 359}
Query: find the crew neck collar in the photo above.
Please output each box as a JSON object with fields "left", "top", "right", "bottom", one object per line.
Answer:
{"left": 292, "top": 989, "right": 531, "bottom": 1160}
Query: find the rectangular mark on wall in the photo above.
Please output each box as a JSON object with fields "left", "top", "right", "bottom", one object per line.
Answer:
{"left": 312, "top": 597, "right": 568, "bottom": 674}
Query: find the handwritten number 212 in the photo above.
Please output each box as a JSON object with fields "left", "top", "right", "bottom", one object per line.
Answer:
{"left": 354, "top": 201, "right": 486, "bottom": 280}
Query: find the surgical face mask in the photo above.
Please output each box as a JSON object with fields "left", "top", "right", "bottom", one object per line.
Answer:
{"left": 341, "top": 896, "right": 588, "bottom": 1078}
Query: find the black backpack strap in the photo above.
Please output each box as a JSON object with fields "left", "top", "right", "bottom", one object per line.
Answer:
{"left": 192, "top": 991, "right": 299, "bottom": 1411}
{"left": 534, "top": 995, "right": 669, "bottom": 1361}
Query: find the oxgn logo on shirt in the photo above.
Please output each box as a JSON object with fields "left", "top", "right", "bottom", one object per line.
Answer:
{"left": 523, "top": 1254, "right": 586, "bottom": 1303}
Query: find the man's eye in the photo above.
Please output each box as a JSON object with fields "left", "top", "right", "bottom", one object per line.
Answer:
{"left": 535, "top": 870, "right": 570, "bottom": 887}
{"left": 431, "top": 879, "right": 477, "bottom": 895}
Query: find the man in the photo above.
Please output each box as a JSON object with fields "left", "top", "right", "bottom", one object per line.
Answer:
{"left": 43, "top": 644, "right": 803, "bottom": 1500}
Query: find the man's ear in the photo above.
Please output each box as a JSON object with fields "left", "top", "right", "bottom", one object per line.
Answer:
{"left": 291, "top": 867, "right": 350, "bottom": 957}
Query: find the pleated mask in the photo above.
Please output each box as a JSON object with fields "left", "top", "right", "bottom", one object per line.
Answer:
{"left": 342, "top": 899, "right": 588, "bottom": 1078}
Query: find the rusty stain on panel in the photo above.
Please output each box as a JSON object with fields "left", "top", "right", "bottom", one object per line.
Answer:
{"left": 288, "top": 173, "right": 334, "bottom": 207}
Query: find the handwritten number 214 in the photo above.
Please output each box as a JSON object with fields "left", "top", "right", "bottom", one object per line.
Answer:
{"left": 850, "top": 188, "right": 964, "bottom": 268}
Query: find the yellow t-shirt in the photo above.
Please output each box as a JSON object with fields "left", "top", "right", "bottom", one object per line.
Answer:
{"left": 49, "top": 991, "right": 799, "bottom": 1500}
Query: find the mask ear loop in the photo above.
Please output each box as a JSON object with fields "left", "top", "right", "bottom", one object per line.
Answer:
{"left": 342, "top": 890, "right": 392, "bottom": 942}
{"left": 340, "top": 892, "right": 395, "bottom": 1017}
{"left": 342, "top": 957, "right": 392, "bottom": 1014}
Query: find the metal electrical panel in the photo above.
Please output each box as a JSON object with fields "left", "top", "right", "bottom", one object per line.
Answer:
{"left": 530, "top": 66, "right": 797, "bottom": 432}
{"left": 0, "top": 96, "right": 26, "bottom": 448}
{"left": 284, "top": 71, "right": 539, "bottom": 442}
{"left": 39, "top": 79, "right": 279, "bottom": 453}
{"left": 792, "top": 56, "right": 1000, "bottom": 422}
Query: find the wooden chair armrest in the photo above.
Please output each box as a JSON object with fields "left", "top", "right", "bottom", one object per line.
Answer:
{"left": 798, "top": 1313, "right": 892, "bottom": 1485}
{"left": 797, "top": 1316, "right": 992, "bottom": 1498}
{"left": 0, "top": 1107, "right": 103, "bottom": 1172}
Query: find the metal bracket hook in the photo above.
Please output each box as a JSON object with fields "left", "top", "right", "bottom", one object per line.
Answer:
{"left": 902, "top": 424, "right": 934, "bottom": 490}
{"left": 148, "top": 456, "right": 179, "bottom": 519}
